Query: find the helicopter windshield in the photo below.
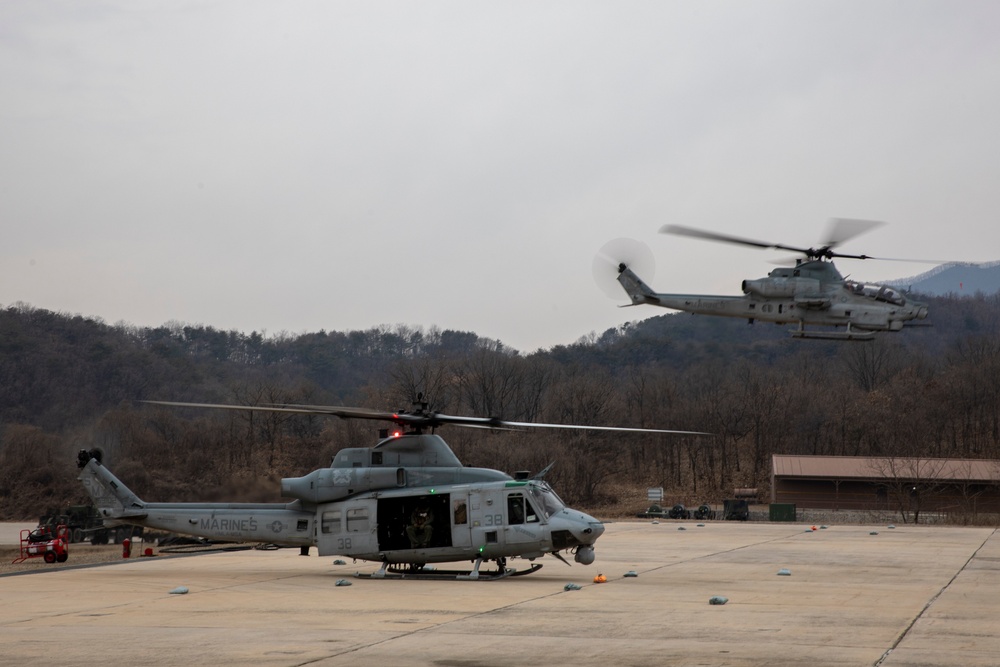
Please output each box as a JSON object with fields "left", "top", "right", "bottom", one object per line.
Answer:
{"left": 528, "top": 482, "right": 566, "bottom": 519}
{"left": 845, "top": 280, "right": 905, "bottom": 306}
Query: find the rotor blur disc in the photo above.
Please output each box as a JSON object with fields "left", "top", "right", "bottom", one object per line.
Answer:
{"left": 593, "top": 237, "right": 655, "bottom": 299}
{"left": 822, "top": 218, "right": 885, "bottom": 249}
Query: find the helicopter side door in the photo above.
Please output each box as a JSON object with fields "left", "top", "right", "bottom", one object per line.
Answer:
{"left": 504, "top": 490, "right": 543, "bottom": 546}
{"left": 315, "top": 499, "right": 377, "bottom": 557}
{"left": 467, "top": 490, "right": 505, "bottom": 552}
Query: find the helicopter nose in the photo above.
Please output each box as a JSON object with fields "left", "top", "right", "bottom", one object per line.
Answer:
{"left": 573, "top": 516, "right": 604, "bottom": 565}
{"left": 578, "top": 514, "right": 605, "bottom": 542}
{"left": 551, "top": 510, "right": 605, "bottom": 546}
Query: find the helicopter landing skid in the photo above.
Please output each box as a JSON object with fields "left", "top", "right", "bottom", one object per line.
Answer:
{"left": 356, "top": 562, "right": 543, "bottom": 581}
{"left": 790, "top": 330, "right": 876, "bottom": 341}
{"left": 791, "top": 323, "right": 876, "bottom": 341}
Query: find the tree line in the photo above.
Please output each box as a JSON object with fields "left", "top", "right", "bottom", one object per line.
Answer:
{"left": 1, "top": 292, "right": 999, "bottom": 520}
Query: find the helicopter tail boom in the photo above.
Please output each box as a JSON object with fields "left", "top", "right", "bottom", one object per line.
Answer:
{"left": 616, "top": 264, "right": 661, "bottom": 306}
{"left": 77, "top": 450, "right": 148, "bottom": 524}
{"left": 77, "top": 450, "right": 315, "bottom": 545}
{"left": 617, "top": 264, "right": 757, "bottom": 316}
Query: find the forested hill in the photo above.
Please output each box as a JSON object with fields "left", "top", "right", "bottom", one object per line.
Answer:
{"left": 2, "top": 293, "right": 1000, "bottom": 519}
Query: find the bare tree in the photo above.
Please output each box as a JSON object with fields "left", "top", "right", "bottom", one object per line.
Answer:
{"left": 865, "top": 457, "right": 948, "bottom": 524}
{"left": 842, "top": 337, "right": 903, "bottom": 392}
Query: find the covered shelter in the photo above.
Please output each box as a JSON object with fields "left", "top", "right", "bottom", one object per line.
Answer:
{"left": 771, "top": 455, "right": 1000, "bottom": 516}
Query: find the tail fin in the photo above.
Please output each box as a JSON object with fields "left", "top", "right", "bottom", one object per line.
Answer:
{"left": 617, "top": 265, "right": 661, "bottom": 305}
{"left": 76, "top": 449, "right": 147, "bottom": 522}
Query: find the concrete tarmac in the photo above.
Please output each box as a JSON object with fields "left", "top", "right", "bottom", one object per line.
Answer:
{"left": 1, "top": 521, "right": 997, "bottom": 667}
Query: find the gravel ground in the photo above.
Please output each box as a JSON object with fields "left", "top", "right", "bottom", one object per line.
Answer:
{"left": 0, "top": 523, "right": 265, "bottom": 576}
{"left": 0, "top": 543, "right": 158, "bottom": 575}
{"left": 0, "top": 522, "right": 166, "bottom": 575}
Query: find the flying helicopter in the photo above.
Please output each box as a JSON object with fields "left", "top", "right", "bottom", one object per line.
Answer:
{"left": 597, "top": 219, "right": 935, "bottom": 341}
{"left": 77, "top": 397, "right": 707, "bottom": 581}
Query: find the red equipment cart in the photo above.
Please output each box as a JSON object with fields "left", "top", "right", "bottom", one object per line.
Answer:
{"left": 12, "top": 524, "right": 69, "bottom": 564}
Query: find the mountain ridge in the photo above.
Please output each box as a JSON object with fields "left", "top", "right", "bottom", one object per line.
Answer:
{"left": 887, "top": 261, "right": 1000, "bottom": 296}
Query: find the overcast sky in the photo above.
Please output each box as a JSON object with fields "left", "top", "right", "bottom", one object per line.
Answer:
{"left": 3, "top": 1, "right": 999, "bottom": 352}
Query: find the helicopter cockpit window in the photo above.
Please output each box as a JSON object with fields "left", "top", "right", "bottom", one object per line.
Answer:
{"left": 506, "top": 493, "right": 541, "bottom": 525}
{"left": 878, "top": 286, "right": 905, "bottom": 306}
{"left": 508, "top": 494, "right": 525, "bottom": 525}
{"left": 528, "top": 483, "right": 566, "bottom": 520}
{"left": 525, "top": 499, "right": 539, "bottom": 523}
{"left": 846, "top": 280, "right": 905, "bottom": 306}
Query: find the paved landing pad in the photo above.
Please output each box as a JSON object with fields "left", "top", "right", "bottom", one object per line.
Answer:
{"left": 2, "top": 521, "right": 998, "bottom": 667}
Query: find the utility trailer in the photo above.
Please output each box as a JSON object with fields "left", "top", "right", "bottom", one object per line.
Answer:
{"left": 12, "top": 525, "right": 69, "bottom": 564}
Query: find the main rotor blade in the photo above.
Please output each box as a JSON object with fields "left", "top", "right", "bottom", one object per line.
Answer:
{"left": 821, "top": 218, "right": 884, "bottom": 248}
{"left": 500, "top": 420, "right": 712, "bottom": 435}
{"left": 661, "top": 219, "right": 977, "bottom": 266}
{"left": 144, "top": 400, "right": 398, "bottom": 421}
{"left": 780, "top": 254, "right": 980, "bottom": 265}
{"left": 660, "top": 224, "right": 812, "bottom": 255}
{"left": 840, "top": 256, "right": 986, "bottom": 265}
{"left": 144, "top": 401, "right": 710, "bottom": 435}
{"left": 270, "top": 406, "right": 711, "bottom": 435}
{"left": 271, "top": 405, "right": 509, "bottom": 430}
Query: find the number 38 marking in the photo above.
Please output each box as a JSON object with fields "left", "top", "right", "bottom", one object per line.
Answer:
{"left": 482, "top": 513, "right": 504, "bottom": 526}
{"left": 337, "top": 537, "right": 352, "bottom": 550}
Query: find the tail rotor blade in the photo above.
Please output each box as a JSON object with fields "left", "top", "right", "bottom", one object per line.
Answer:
{"left": 593, "top": 237, "right": 655, "bottom": 299}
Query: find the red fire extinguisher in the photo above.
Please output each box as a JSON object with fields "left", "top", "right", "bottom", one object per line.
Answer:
{"left": 122, "top": 538, "right": 131, "bottom": 559}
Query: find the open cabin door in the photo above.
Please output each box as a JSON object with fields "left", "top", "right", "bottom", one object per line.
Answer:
{"left": 375, "top": 493, "right": 454, "bottom": 552}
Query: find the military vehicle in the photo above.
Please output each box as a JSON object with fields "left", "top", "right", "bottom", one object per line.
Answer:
{"left": 37, "top": 504, "right": 143, "bottom": 544}
{"left": 78, "top": 398, "right": 707, "bottom": 580}
{"left": 597, "top": 219, "right": 944, "bottom": 340}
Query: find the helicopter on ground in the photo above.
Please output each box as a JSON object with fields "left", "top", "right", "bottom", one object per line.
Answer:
{"left": 597, "top": 219, "right": 935, "bottom": 341}
{"left": 77, "top": 398, "right": 706, "bottom": 580}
